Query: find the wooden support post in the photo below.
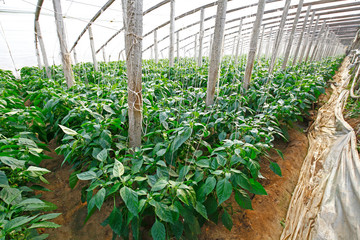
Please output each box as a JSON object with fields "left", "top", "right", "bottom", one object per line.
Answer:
{"left": 292, "top": 6, "right": 311, "bottom": 65}
{"left": 52, "top": 0, "right": 75, "bottom": 88}
{"left": 124, "top": 0, "right": 143, "bottom": 148}
{"left": 234, "top": 19, "right": 243, "bottom": 65}
{"left": 169, "top": 0, "right": 175, "bottom": 67}
{"left": 281, "top": 0, "right": 304, "bottom": 70}
{"left": 209, "top": 33, "right": 214, "bottom": 58}
{"left": 88, "top": 26, "right": 98, "bottom": 71}
{"left": 73, "top": 47, "right": 78, "bottom": 64}
{"left": 299, "top": 11, "right": 315, "bottom": 63}
{"left": 265, "top": 27, "right": 273, "bottom": 59}
{"left": 205, "top": 0, "right": 227, "bottom": 106}
{"left": 243, "top": 0, "right": 266, "bottom": 90}
{"left": 231, "top": 36, "right": 236, "bottom": 58}
{"left": 198, "top": 7, "right": 205, "bottom": 66}
{"left": 317, "top": 27, "right": 329, "bottom": 60}
{"left": 268, "top": 0, "right": 291, "bottom": 74}
{"left": 310, "top": 21, "right": 326, "bottom": 62}
{"left": 176, "top": 31, "right": 180, "bottom": 60}
{"left": 35, "top": 39, "right": 42, "bottom": 69}
{"left": 305, "top": 15, "right": 320, "bottom": 62}
{"left": 257, "top": 24, "right": 265, "bottom": 63}
{"left": 103, "top": 47, "right": 107, "bottom": 62}
{"left": 154, "top": 30, "right": 158, "bottom": 63}
{"left": 194, "top": 34, "right": 198, "bottom": 60}
{"left": 35, "top": 21, "right": 51, "bottom": 78}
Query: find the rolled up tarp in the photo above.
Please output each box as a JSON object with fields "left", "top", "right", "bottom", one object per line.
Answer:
{"left": 281, "top": 58, "right": 360, "bottom": 240}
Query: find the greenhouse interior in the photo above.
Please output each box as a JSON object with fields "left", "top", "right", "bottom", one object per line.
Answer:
{"left": 1, "top": 0, "right": 360, "bottom": 239}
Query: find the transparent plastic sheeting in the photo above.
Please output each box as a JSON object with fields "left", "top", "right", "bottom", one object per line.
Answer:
{"left": 281, "top": 58, "right": 360, "bottom": 239}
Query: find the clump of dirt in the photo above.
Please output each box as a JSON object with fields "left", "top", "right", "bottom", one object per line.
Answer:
{"left": 200, "top": 127, "right": 309, "bottom": 240}
{"left": 37, "top": 139, "right": 113, "bottom": 240}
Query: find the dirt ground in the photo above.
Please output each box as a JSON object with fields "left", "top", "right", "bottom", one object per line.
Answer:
{"left": 200, "top": 126, "right": 308, "bottom": 240}
{"left": 37, "top": 126, "right": 309, "bottom": 240}
{"left": 38, "top": 140, "right": 114, "bottom": 240}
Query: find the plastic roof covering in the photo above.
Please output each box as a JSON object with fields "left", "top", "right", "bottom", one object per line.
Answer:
{"left": 0, "top": 0, "right": 359, "bottom": 73}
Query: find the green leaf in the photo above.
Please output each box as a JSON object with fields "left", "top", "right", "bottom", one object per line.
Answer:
{"left": 234, "top": 189, "right": 253, "bottom": 210}
{"left": 0, "top": 187, "right": 22, "bottom": 205}
{"left": 131, "top": 158, "right": 143, "bottom": 174}
{"left": 29, "top": 221, "right": 61, "bottom": 229}
{"left": 93, "top": 188, "right": 106, "bottom": 210}
{"left": 216, "top": 178, "right": 232, "bottom": 205}
{"left": 197, "top": 176, "right": 216, "bottom": 202}
{"left": 120, "top": 186, "right": 139, "bottom": 216}
{"left": 270, "top": 161, "right": 282, "bottom": 176}
{"left": 35, "top": 213, "right": 62, "bottom": 222}
{"left": 26, "top": 166, "right": 50, "bottom": 177}
{"left": 113, "top": 160, "right": 125, "bottom": 178}
{"left": 18, "top": 138, "right": 37, "bottom": 148}
{"left": 249, "top": 178, "right": 267, "bottom": 195}
{"left": 195, "top": 201, "right": 208, "bottom": 219}
{"left": 109, "top": 207, "right": 123, "bottom": 236}
{"left": 0, "top": 170, "right": 9, "bottom": 187}
{"left": 151, "top": 220, "right": 166, "bottom": 240}
{"left": 152, "top": 179, "right": 168, "bottom": 192}
{"left": 154, "top": 202, "right": 174, "bottom": 223}
{"left": 233, "top": 172, "right": 251, "bottom": 191}
{"left": 96, "top": 149, "right": 108, "bottom": 162}
{"left": 218, "top": 131, "right": 227, "bottom": 142}
{"left": 276, "top": 149, "right": 284, "bottom": 160}
{"left": 59, "top": 124, "right": 78, "bottom": 136}
{"left": 69, "top": 171, "right": 79, "bottom": 189}
{"left": 156, "top": 149, "right": 167, "bottom": 157}
{"left": 171, "top": 220, "right": 184, "bottom": 240}
{"left": 221, "top": 210, "right": 233, "bottom": 231}
{"left": 4, "top": 216, "right": 37, "bottom": 232}
{"left": 247, "top": 159, "right": 260, "bottom": 178}
{"left": 77, "top": 171, "right": 97, "bottom": 181}
{"left": 171, "top": 127, "right": 192, "bottom": 152}
{"left": 0, "top": 156, "right": 25, "bottom": 170}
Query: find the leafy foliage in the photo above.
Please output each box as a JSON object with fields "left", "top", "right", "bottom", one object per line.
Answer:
{"left": 15, "top": 56, "right": 342, "bottom": 239}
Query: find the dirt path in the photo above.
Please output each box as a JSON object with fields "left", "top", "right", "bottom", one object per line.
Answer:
{"left": 37, "top": 140, "right": 113, "bottom": 240}
{"left": 200, "top": 126, "right": 309, "bottom": 240}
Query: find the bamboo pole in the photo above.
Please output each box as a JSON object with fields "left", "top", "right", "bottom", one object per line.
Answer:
{"left": 73, "top": 47, "right": 78, "bottom": 64}
{"left": 282, "top": 0, "right": 304, "bottom": 69}
{"left": 169, "top": 0, "right": 175, "bottom": 67}
{"left": 305, "top": 15, "right": 320, "bottom": 62}
{"left": 124, "top": 0, "right": 143, "bottom": 148}
{"left": 198, "top": 7, "right": 205, "bottom": 66}
{"left": 265, "top": 27, "right": 273, "bottom": 59}
{"left": 52, "top": 0, "right": 75, "bottom": 88}
{"left": 292, "top": 6, "right": 311, "bottom": 65}
{"left": 257, "top": 24, "right": 265, "bottom": 63}
{"left": 206, "top": 0, "right": 227, "bottom": 106}
{"left": 268, "top": 0, "right": 291, "bottom": 74}
{"left": 35, "top": 21, "right": 51, "bottom": 78}
{"left": 88, "top": 26, "right": 98, "bottom": 71}
{"left": 70, "top": 0, "right": 115, "bottom": 52}
{"left": 35, "top": 39, "right": 42, "bottom": 69}
{"left": 243, "top": 0, "right": 266, "bottom": 90}
{"left": 310, "top": 21, "right": 326, "bottom": 62}
{"left": 299, "top": 11, "right": 315, "bottom": 63}
{"left": 154, "top": 30, "right": 159, "bottom": 63}
{"left": 234, "top": 19, "right": 243, "bottom": 65}
{"left": 103, "top": 48, "right": 107, "bottom": 63}
{"left": 194, "top": 34, "right": 198, "bottom": 60}
{"left": 177, "top": 31, "right": 180, "bottom": 60}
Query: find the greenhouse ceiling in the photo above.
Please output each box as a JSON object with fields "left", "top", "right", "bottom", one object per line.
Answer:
{"left": 0, "top": 0, "right": 359, "bottom": 73}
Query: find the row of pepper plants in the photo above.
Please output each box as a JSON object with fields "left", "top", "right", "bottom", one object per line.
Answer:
{"left": 0, "top": 70, "right": 61, "bottom": 240}
{"left": 3, "top": 56, "right": 341, "bottom": 239}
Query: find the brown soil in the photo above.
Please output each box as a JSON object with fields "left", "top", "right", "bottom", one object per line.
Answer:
{"left": 37, "top": 140, "right": 113, "bottom": 240}
{"left": 200, "top": 126, "right": 309, "bottom": 240}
